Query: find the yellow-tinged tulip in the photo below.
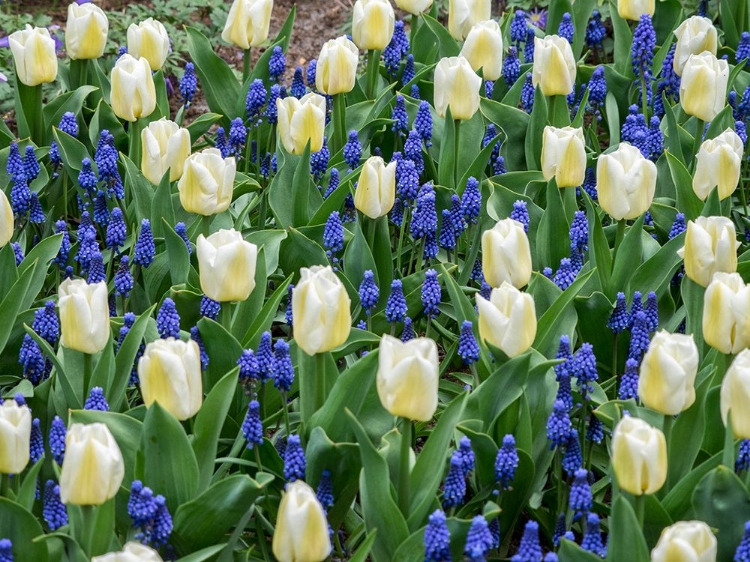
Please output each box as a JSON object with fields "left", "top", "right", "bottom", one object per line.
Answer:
{"left": 476, "top": 282, "right": 536, "bottom": 357}
{"left": 197, "top": 228, "right": 258, "bottom": 302}
{"left": 59, "top": 422, "right": 124, "bottom": 505}
{"left": 376, "top": 334, "right": 439, "bottom": 421}
{"left": 352, "top": 0, "right": 395, "bottom": 51}
{"left": 638, "top": 331, "right": 699, "bottom": 416}
{"left": 611, "top": 415, "right": 667, "bottom": 495}
{"left": 65, "top": 3, "right": 109, "bottom": 60}
{"left": 221, "top": 0, "right": 273, "bottom": 49}
{"left": 460, "top": 20, "right": 504, "bottom": 82}
{"left": 617, "top": 0, "right": 655, "bottom": 21}
{"left": 315, "top": 36, "right": 359, "bottom": 95}
{"left": 692, "top": 128, "right": 744, "bottom": 201}
{"left": 680, "top": 52, "right": 728, "bottom": 122}
{"left": 127, "top": 18, "right": 169, "bottom": 71}
{"left": 272, "top": 481, "right": 332, "bottom": 562}
{"left": 92, "top": 543, "right": 164, "bottom": 562}
{"left": 677, "top": 216, "right": 738, "bottom": 287}
{"left": 141, "top": 118, "right": 191, "bottom": 184}
{"left": 9, "top": 25, "right": 58, "bottom": 86}
{"left": 110, "top": 54, "right": 156, "bottom": 122}
{"left": 434, "top": 56, "right": 482, "bottom": 121}
{"left": 58, "top": 278, "right": 110, "bottom": 354}
{"left": 139, "top": 338, "right": 202, "bottom": 421}
{"left": 277, "top": 93, "right": 327, "bottom": 154}
{"left": 448, "top": 0, "right": 491, "bottom": 41}
{"left": 532, "top": 35, "right": 576, "bottom": 96}
{"left": 721, "top": 350, "right": 750, "bottom": 439}
{"left": 177, "top": 148, "right": 236, "bottom": 216}
{"left": 354, "top": 156, "right": 396, "bottom": 218}
{"left": 0, "top": 190, "right": 13, "bottom": 249}
{"left": 702, "top": 272, "right": 750, "bottom": 354}
{"left": 395, "top": 0, "right": 433, "bottom": 15}
{"left": 651, "top": 521, "right": 717, "bottom": 562}
{"left": 292, "top": 266, "right": 351, "bottom": 355}
{"left": 541, "top": 126, "right": 586, "bottom": 188}
{"left": 0, "top": 401, "right": 31, "bottom": 474}
{"left": 481, "top": 218, "right": 532, "bottom": 289}
{"left": 673, "top": 16, "right": 717, "bottom": 76}
{"left": 596, "top": 142, "right": 657, "bottom": 220}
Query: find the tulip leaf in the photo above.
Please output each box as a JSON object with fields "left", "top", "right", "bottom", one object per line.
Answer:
{"left": 241, "top": 274, "right": 292, "bottom": 349}
{"left": 536, "top": 179, "right": 572, "bottom": 271}
{"left": 663, "top": 451, "right": 721, "bottom": 520}
{"left": 610, "top": 214, "right": 645, "bottom": 295}
{"left": 231, "top": 247, "right": 267, "bottom": 341}
{"left": 175, "top": 545, "right": 227, "bottom": 562}
{"left": 349, "top": 530, "right": 378, "bottom": 562}
{"left": 571, "top": 0, "right": 597, "bottom": 58}
{"left": 110, "top": 306, "right": 155, "bottom": 412}
{"left": 525, "top": 86, "right": 548, "bottom": 171}
{"left": 666, "top": 151, "right": 703, "bottom": 221}
{"left": 480, "top": 99, "right": 529, "bottom": 173}
{"left": 277, "top": 228, "right": 329, "bottom": 282}
{"left": 498, "top": 449, "right": 536, "bottom": 553}
{"left": 681, "top": 277, "right": 706, "bottom": 359}
{"left": 627, "top": 231, "right": 685, "bottom": 297}
{"left": 43, "top": 86, "right": 96, "bottom": 134}
{"left": 17, "top": 458, "right": 45, "bottom": 512}
{"left": 123, "top": 154, "right": 155, "bottom": 226}
{"left": 186, "top": 113, "right": 223, "bottom": 145}
{"left": 606, "top": 495, "right": 650, "bottom": 562}
{"left": 582, "top": 191, "right": 612, "bottom": 292}
{"left": 419, "top": 14, "right": 461, "bottom": 59}
{"left": 197, "top": 318, "right": 244, "bottom": 391}
{"left": 559, "top": 538, "right": 605, "bottom": 562}
{"left": 0, "top": 263, "right": 38, "bottom": 358}
{"left": 151, "top": 174, "right": 176, "bottom": 238}
{"left": 24, "top": 323, "right": 80, "bottom": 410}
{"left": 0, "top": 498, "right": 49, "bottom": 562}
{"left": 89, "top": 98, "right": 127, "bottom": 151}
{"left": 162, "top": 218, "right": 190, "bottom": 286}
{"left": 343, "top": 219, "right": 378, "bottom": 296}
{"left": 610, "top": 0, "right": 634, "bottom": 77}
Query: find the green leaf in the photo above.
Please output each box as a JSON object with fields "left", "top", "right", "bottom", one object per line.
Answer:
{"left": 344, "top": 220, "right": 378, "bottom": 294}
{"left": 667, "top": 372, "right": 710, "bottom": 489}
{"left": 277, "top": 228, "right": 329, "bottom": 279}
{"left": 663, "top": 451, "right": 721, "bottom": 520}
{"left": 17, "top": 458, "right": 45, "bottom": 511}
{"left": 536, "top": 179, "right": 571, "bottom": 269}
{"left": 628, "top": 232, "right": 685, "bottom": 297}
{"left": 241, "top": 275, "right": 292, "bottom": 349}
{"left": 610, "top": 215, "right": 645, "bottom": 295}
{"left": 606, "top": 496, "right": 650, "bottom": 562}
{"left": 197, "top": 318, "right": 244, "bottom": 390}
{"left": 175, "top": 545, "right": 227, "bottom": 562}
{"left": 666, "top": 151, "right": 702, "bottom": 220}
{"left": 0, "top": 264, "right": 37, "bottom": 357}
{"left": 123, "top": 154, "right": 154, "bottom": 226}
{"left": 525, "top": 86, "right": 548, "bottom": 170}
{"left": 349, "top": 531, "right": 378, "bottom": 562}
{"left": 25, "top": 323, "right": 81, "bottom": 410}
{"left": 151, "top": 174, "right": 175, "bottom": 238}
{"left": 186, "top": 113, "right": 222, "bottom": 145}
{"left": 610, "top": 0, "right": 634, "bottom": 77}
{"left": 0, "top": 498, "right": 49, "bottom": 562}
{"left": 479, "top": 98, "right": 529, "bottom": 172}
{"left": 663, "top": 97, "right": 685, "bottom": 164}
{"left": 582, "top": 192, "right": 611, "bottom": 292}
{"left": 111, "top": 306, "right": 154, "bottom": 411}
{"left": 419, "top": 14, "right": 461, "bottom": 59}
{"left": 163, "top": 218, "right": 190, "bottom": 286}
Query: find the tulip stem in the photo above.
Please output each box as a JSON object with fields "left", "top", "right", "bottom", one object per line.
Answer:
{"left": 315, "top": 352, "right": 327, "bottom": 413}
{"left": 332, "top": 93, "right": 347, "bottom": 154}
{"left": 69, "top": 59, "right": 88, "bottom": 92}
{"left": 634, "top": 494, "right": 645, "bottom": 527}
{"left": 724, "top": 411, "right": 736, "bottom": 469}
{"left": 80, "top": 505, "right": 97, "bottom": 556}
{"left": 128, "top": 118, "right": 143, "bottom": 168}
{"left": 365, "top": 50, "right": 381, "bottom": 100}
{"left": 691, "top": 118, "right": 704, "bottom": 170}
{"left": 398, "top": 417, "right": 412, "bottom": 516}
{"left": 453, "top": 120, "right": 461, "bottom": 189}
{"left": 219, "top": 302, "right": 233, "bottom": 331}
{"left": 409, "top": 15, "right": 419, "bottom": 47}
{"left": 31, "top": 84, "right": 44, "bottom": 145}
{"left": 614, "top": 219, "right": 626, "bottom": 254}
{"left": 0, "top": 474, "right": 8, "bottom": 498}
{"left": 83, "top": 352, "right": 93, "bottom": 397}
{"left": 243, "top": 48, "right": 251, "bottom": 84}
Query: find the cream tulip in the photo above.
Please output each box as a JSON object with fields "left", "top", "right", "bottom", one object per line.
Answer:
{"left": 617, "top": 0, "right": 655, "bottom": 21}
{"left": 9, "top": 25, "right": 58, "bottom": 86}
{"left": 272, "top": 481, "right": 332, "bottom": 562}
{"left": 541, "top": 126, "right": 586, "bottom": 188}
{"left": 680, "top": 52, "right": 728, "bottom": 122}
{"left": 611, "top": 415, "right": 667, "bottom": 496}
{"left": 197, "top": 229, "right": 258, "bottom": 302}
{"left": 221, "top": 0, "right": 273, "bottom": 49}
{"left": 476, "top": 282, "right": 536, "bottom": 357}
{"left": 110, "top": 54, "right": 157, "bottom": 122}
{"left": 354, "top": 156, "right": 396, "bottom": 218}
{"left": 638, "top": 331, "right": 699, "bottom": 415}
{"left": 0, "top": 401, "right": 31, "bottom": 475}
{"left": 127, "top": 18, "right": 169, "bottom": 71}
{"left": 0, "top": 190, "right": 13, "bottom": 249}
{"left": 352, "top": 0, "right": 395, "bottom": 51}
{"left": 92, "top": 543, "right": 164, "bottom": 562}
{"left": 277, "top": 93, "right": 327, "bottom": 154}
{"left": 315, "top": 36, "right": 359, "bottom": 95}
{"left": 434, "top": 56, "right": 482, "bottom": 121}
{"left": 59, "top": 423, "right": 124, "bottom": 505}
{"left": 596, "top": 142, "right": 657, "bottom": 220}
{"left": 651, "top": 521, "right": 717, "bottom": 562}
{"left": 721, "top": 350, "right": 750, "bottom": 439}
{"left": 141, "top": 119, "right": 191, "bottom": 184}
{"left": 481, "top": 218, "right": 532, "bottom": 289}
{"left": 673, "top": 16, "right": 718, "bottom": 76}
{"left": 177, "top": 148, "right": 236, "bottom": 216}
{"left": 292, "top": 266, "right": 351, "bottom": 355}
{"left": 395, "top": 0, "right": 433, "bottom": 15}
{"left": 58, "top": 279, "right": 110, "bottom": 354}
{"left": 532, "top": 35, "right": 577, "bottom": 96}
{"left": 692, "top": 128, "right": 744, "bottom": 201}
{"left": 65, "top": 3, "right": 109, "bottom": 60}
{"left": 676, "top": 216, "right": 738, "bottom": 287}
{"left": 138, "top": 338, "right": 203, "bottom": 421}
{"left": 376, "top": 335, "right": 439, "bottom": 421}
{"left": 448, "top": 0, "right": 491, "bottom": 41}
{"left": 702, "top": 273, "right": 750, "bottom": 354}
{"left": 460, "top": 20, "right": 504, "bottom": 82}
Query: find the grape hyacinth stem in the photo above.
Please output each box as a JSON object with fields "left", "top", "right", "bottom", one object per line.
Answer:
{"left": 398, "top": 416, "right": 412, "bottom": 516}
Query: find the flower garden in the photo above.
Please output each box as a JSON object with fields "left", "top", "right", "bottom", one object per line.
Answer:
{"left": 0, "top": 0, "right": 749, "bottom": 560}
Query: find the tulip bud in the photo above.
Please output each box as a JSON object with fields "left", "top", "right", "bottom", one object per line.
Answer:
{"left": 127, "top": 18, "right": 169, "bottom": 71}
{"left": 395, "top": 0, "right": 433, "bottom": 15}
{"left": 9, "top": 25, "right": 58, "bottom": 86}
{"left": 92, "top": 542, "right": 164, "bottom": 562}
{"left": 221, "top": 0, "right": 273, "bottom": 49}
{"left": 292, "top": 266, "right": 351, "bottom": 355}
{"left": 65, "top": 3, "right": 109, "bottom": 60}
{"left": 197, "top": 228, "right": 258, "bottom": 302}
{"left": 638, "top": 331, "right": 699, "bottom": 415}
{"left": 541, "top": 126, "right": 586, "bottom": 188}
{"left": 673, "top": 16, "right": 718, "bottom": 76}
{"left": 481, "top": 218, "right": 532, "bottom": 289}
{"left": 651, "top": 521, "right": 717, "bottom": 562}
{"left": 611, "top": 415, "right": 667, "bottom": 496}
{"left": 476, "top": 283, "right": 536, "bottom": 357}
{"left": 692, "top": 128, "right": 744, "bottom": 201}
{"left": 679, "top": 52, "right": 728, "bottom": 122}
{"left": 376, "top": 335, "right": 439, "bottom": 421}
{"left": 58, "top": 279, "right": 110, "bottom": 354}
{"left": 0, "top": 401, "right": 31, "bottom": 475}
{"left": 177, "top": 148, "right": 236, "bottom": 216}
{"left": 722, "top": 350, "right": 750, "bottom": 439}
{"left": 0, "top": 190, "right": 13, "bottom": 249}
{"left": 702, "top": 273, "right": 750, "bottom": 354}
{"left": 272, "top": 480, "right": 332, "bottom": 562}
{"left": 140, "top": 119, "right": 191, "bottom": 184}
{"left": 59, "top": 423, "right": 125, "bottom": 505}
{"left": 277, "top": 93, "right": 327, "bottom": 154}
{"left": 352, "top": 0, "right": 395, "bottom": 51}
{"left": 354, "top": 156, "right": 396, "bottom": 218}
{"left": 676, "top": 216, "right": 738, "bottom": 288}
{"left": 110, "top": 54, "right": 157, "bottom": 122}
{"left": 617, "top": 0, "right": 655, "bottom": 21}
{"left": 532, "top": 35, "right": 577, "bottom": 96}
{"left": 448, "top": 0, "right": 491, "bottom": 41}
{"left": 460, "top": 20, "right": 504, "bottom": 82}
{"left": 139, "top": 338, "right": 203, "bottom": 421}
{"left": 434, "top": 56, "right": 482, "bottom": 121}
{"left": 315, "top": 36, "right": 359, "bottom": 95}
{"left": 596, "top": 142, "right": 657, "bottom": 220}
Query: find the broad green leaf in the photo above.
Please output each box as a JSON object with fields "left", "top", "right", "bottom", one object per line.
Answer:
{"left": 0, "top": 498, "right": 49, "bottom": 562}
{"left": 606, "top": 496, "right": 650, "bottom": 562}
